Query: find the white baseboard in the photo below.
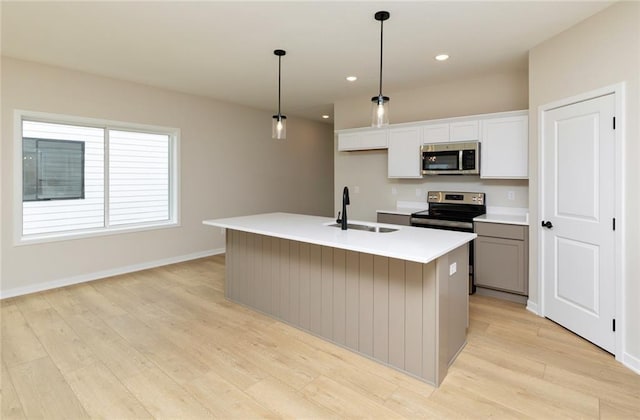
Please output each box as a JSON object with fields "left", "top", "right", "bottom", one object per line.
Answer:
{"left": 526, "top": 299, "right": 540, "bottom": 315}
{"left": 475, "top": 287, "right": 527, "bottom": 304}
{"left": 623, "top": 351, "right": 640, "bottom": 375}
{"left": 0, "top": 248, "right": 225, "bottom": 299}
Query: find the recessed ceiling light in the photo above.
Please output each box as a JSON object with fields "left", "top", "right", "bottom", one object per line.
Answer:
{"left": 321, "top": 114, "right": 330, "bottom": 119}
{"left": 435, "top": 54, "right": 450, "bottom": 61}
{"left": 346, "top": 76, "right": 358, "bottom": 82}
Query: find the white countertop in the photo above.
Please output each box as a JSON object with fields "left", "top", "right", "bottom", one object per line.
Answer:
{"left": 203, "top": 212, "right": 475, "bottom": 264}
{"left": 376, "top": 208, "right": 422, "bottom": 216}
{"left": 378, "top": 203, "right": 530, "bottom": 226}
{"left": 377, "top": 200, "right": 428, "bottom": 216}
{"left": 473, "top": 207, "right": 529, "bottom": 226}
{"left": 474, "top": 214, "right": 529, "bottom": 225}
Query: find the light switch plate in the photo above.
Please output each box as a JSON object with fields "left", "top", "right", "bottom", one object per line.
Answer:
{"left": 449, "top": 262, "right": 457, "bottom": 276}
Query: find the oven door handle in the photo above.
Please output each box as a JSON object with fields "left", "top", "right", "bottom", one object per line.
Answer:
{"left": 410, "top": 218, "right": 473, "bottom": 230}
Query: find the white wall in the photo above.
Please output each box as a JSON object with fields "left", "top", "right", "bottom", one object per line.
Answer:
{"left": 0, "top": 57, "right": 334, "bottom": 296}
{"left": 333, "top": 70, "right": 529, "bottom": 221}
{"left": 529, "top": 2, "right": 639, "bottom": 368}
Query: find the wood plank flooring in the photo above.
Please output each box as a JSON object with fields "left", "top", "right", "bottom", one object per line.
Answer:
{"left": 2, "top": 255, "right": 639, "bottom": 419}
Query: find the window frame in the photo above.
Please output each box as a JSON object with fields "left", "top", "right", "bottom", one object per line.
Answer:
{"left": 14, "top": 110, "right": 181, "bottom": 245}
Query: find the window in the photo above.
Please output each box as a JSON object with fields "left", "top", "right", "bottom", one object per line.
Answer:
{"left": 17, "top": 113, "right": 179, "bottom": 242}
{"left": 108, "top": 130, "right": 170, "bottom": 226}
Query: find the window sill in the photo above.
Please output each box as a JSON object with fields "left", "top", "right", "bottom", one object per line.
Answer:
{"left": 15, "top": 220, "right": 180, "bottom": 246}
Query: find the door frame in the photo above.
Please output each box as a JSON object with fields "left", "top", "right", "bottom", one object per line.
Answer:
{"left": 537, "top": 82, "right": 625, "bottom": 360}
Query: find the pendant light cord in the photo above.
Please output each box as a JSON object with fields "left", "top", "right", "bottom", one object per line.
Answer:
{"left": 378, "top": 18, "right": 384, "bottom": 97}
{"left": 278, "top": 55, "right": 282, "bottom": 116}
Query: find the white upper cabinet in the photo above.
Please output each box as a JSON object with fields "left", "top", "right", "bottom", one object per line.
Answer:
{"left": 336, "top": 110, "right": 528, "bottom": 180}
{"left": 422, "top": 120, "right": 480, "bottom": 144}
{"left": 337, "top": 130, "right": 388, "bottom": 151}
{"left": 450, "top": 120, "right": 480, "bottom": 141}
{"left": 480, "top": 114, "right": 528, "bottom": 179}
{"left": 388, "top": 126, "right": 422, "bottom": 178}
{"left": 422, "top": 123, "right": 449, "bottom": 143}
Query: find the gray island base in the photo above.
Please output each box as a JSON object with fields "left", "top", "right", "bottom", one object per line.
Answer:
{"left": 215, "top": 222, "right": 470, "bottom": 386}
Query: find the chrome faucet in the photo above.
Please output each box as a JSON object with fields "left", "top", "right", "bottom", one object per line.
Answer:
{"left": 336, "top": 186, "right": 350, "bottom": 230}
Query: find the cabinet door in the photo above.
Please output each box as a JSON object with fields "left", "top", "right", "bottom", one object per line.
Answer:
{"left": 450, "top": 120, "right": 479, "bottom": 141}
{"left": 475, "top": 236, "right": 527, "bottom": 294}
{"left": 422, "top": 123, "right": 449, "bottom": 144}
{"left": 362, "top": 130, "right": 388, "bottom": 149}
{"left": 338, "top": 130, "right": 388, "bottom": 151}
{"left": 388, "top": 127, "right": 422, "bottom": 178}
{"left": 337, "top": 133, "right": 361, "bottom": 151}
{"left": 481, "top": 115, "right": 528, "bottom": 178}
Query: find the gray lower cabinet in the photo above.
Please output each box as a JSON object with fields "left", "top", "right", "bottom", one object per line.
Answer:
{"left": 474, "top": 222, "right": 528, "bottom": 295}
{"left": 377, "top": 212, "right": 411, "bottom": 226}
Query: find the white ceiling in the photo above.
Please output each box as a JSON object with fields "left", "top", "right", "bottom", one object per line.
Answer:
{"left": 1, "top": 1, "right": 613, "bottom": 122}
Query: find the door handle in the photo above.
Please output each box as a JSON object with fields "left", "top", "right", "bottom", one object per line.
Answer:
{"left": 541, "top": 220, "right": 553, "bottom": 229}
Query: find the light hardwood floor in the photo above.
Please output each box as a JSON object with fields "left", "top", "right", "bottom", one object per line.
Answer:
{"left": 2, "top": 255, "right": 639, "bottom": 419}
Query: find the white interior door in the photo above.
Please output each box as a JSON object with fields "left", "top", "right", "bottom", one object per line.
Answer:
{"left": 542, "top": 93, "right": 616, "bottom": 353}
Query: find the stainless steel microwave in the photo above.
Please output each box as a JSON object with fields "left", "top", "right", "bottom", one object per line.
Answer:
{"left": 421, "top": 141, "right": 480, "bottom": 175}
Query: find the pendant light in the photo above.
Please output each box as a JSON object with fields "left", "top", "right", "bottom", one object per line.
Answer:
{"left": 371, "top": 11, "right": 390, "bottom": 128}
{"left": 272, "top": 49, "right": 287, "bottom": 140}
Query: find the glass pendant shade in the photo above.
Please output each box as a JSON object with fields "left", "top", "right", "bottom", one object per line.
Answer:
{"left": 371, "top": 95, "right": 389, "bottom": 128}
{"left": 272, "top": 115, "right": 287, "bottom": 140}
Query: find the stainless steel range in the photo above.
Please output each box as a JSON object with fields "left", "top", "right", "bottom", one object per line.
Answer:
{"left": 410, "top": 191, "right": 486, "bottom": 294}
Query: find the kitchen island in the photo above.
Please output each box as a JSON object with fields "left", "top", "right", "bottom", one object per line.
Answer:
{"left": 203, "top": 212, "right": 475, "bottom": 386}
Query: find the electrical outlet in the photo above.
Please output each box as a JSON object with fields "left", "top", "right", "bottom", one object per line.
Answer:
{"left": 391, "top": 187, "right": 398, "bottom": 195}
{"left": 449, "top": 262, "right": 457, "bottom": 276}
{"left": 415, "top": 188, "right": 422, "bottom": 197}
{"left": 354, "top": 185, "right": 360, "bottom": 194}
{"left": 507, "top": 191, "right": 515, "bottom": 201}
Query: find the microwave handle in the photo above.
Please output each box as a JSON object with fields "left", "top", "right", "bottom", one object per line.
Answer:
{"left": 458, "top": 150, "right": 463, "bottom": 171}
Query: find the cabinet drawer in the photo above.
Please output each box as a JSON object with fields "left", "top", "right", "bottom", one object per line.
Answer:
{"left": 377, "top": 213, "right": 411, "bottom": 226}
{"left": 474, "top": 222, "right": 526, "bottom": 240}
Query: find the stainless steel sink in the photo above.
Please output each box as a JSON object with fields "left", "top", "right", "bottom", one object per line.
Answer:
{"left": 327, "top": 223, "right": 398, "bottom": 233}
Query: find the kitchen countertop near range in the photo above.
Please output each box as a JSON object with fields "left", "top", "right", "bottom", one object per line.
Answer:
{"left": 376, "top": 200, "right": 429, "bottom": 216}
{"left": 473, "top": 207, "right": 529, "bottom": 226}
